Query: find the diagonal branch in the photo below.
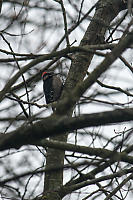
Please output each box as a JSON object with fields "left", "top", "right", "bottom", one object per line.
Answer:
{"left": 56, "top": 30, "right": 133, "bottom": 114}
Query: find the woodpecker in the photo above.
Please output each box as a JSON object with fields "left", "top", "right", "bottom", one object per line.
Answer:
{"left": 42, "top": 71, "right": 63, "bottom": 105}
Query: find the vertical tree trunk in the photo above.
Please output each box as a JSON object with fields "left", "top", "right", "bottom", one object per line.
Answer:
{"left": 42, "top": 1, "right": 126, "bottom": 200}
{"left": 43, "top": 134, "right": 67, "bottom": 200}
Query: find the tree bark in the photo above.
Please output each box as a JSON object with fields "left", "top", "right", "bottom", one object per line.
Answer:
{"left": 43, "top": 134, "right": 67, "bottom": 200}
{"left": 43, "top": 1, "right": 124, "bottom": 198}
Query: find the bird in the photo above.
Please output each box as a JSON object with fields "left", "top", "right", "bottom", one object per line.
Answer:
{"left": 42, "top": 71, "right": 63, "bottom": 106}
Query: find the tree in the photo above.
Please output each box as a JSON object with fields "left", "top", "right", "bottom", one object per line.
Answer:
{"left": 0, "top": 0, "right": 133, "bottom": 199}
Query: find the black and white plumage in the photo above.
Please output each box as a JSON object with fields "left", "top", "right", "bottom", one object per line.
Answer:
{"left": 42, "top": 71, "right": 63, "bottom": 104}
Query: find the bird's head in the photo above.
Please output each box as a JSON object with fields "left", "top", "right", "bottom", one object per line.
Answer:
{"left": 42, "top": 71, "right": 61, "bottom": 81}
{"left": 42, "top": 71, "right": 54, "bottom": 81}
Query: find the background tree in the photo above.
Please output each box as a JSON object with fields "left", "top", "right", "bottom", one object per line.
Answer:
{"left": 0, "top": 0, "right": 133, "bottom": 200}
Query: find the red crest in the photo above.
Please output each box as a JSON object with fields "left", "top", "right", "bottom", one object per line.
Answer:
{"left": 42, "top": 71, "right": 47, "bottom": 77}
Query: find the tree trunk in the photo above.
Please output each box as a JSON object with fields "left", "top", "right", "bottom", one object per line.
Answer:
{"left": 43, "top": 134, "right": 67, "bottom": 200}
{"left": 42, "top": 1, "right": 127, "bottom": 199}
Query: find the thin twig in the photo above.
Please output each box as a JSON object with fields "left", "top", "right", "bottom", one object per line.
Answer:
{"left": 53, "top": 2, "right": 97, "bottom": 51}
{"left": 0, "top": 33, "right": 31, "bottom": 118}
{"left": 60, "top": 0, "right": 70, "bottom": 47}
